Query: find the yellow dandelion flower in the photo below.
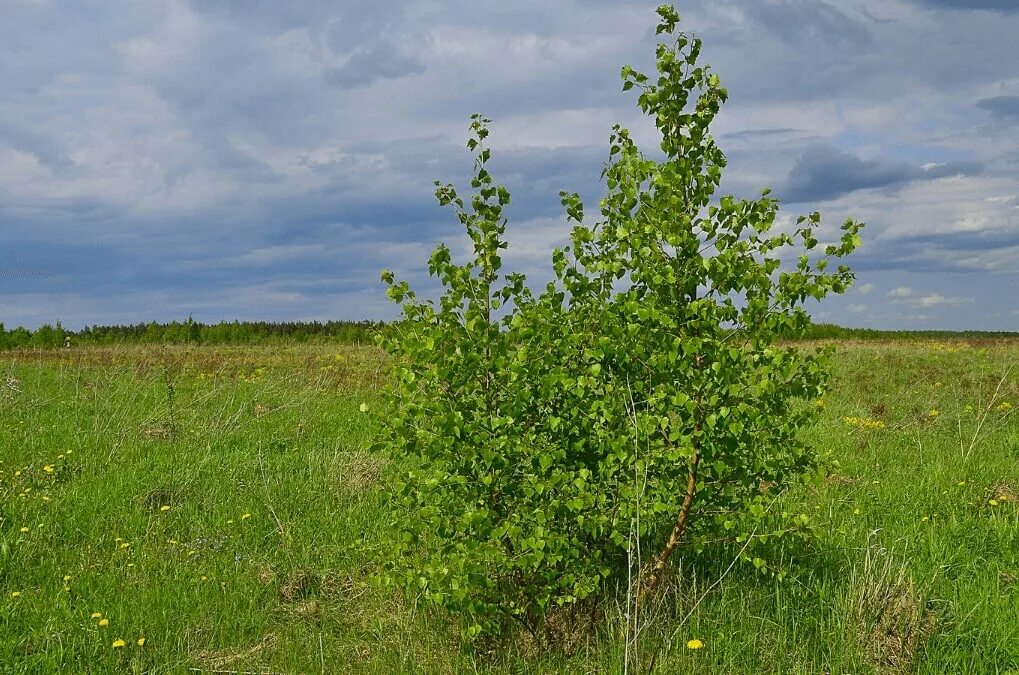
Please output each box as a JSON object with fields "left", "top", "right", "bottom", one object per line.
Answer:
{"left": 19, "top": 527, "right": 29, "bottom": 533}
{"left": 928, "top": 409, "right": 939, "bottom": 417}
{"left": 137, "top": 637, "right": 145, "bottom": 647}
{"left": 90, "top": 612, "right": 102, "bottom": 619}
{"left": 63, "top": 575, "right": 71, "bottom": 582}
{"left": 43, "top": 465, "right": 54, "bottom": 474}
{"left": 10, "top": 591, "right": 22, "bottom": 598}
{"left": 119, "top": 542, "right": 130, "bottom": 549}
{"left": 98, "top": 618, "right": 109, "bottom": 627}
{"left": 14, "top": 470, "right": 21, "bottom": 477}
{"left": 989, "top": 499, "right": 999, "bottom": 506}
{"left": 160, "top": 505, "right": 171, "bottom": 512}
{"left": 687, "top": 639, "right": 704, "bottom": 650}
{"left": 111, "top": 639, "right": 126, "bottom": 649}
{"left": 359, "top": 403, "right": 369, "bottom": 413}
{"left": 241, "top": 513, "right": 251, "bottom": 520}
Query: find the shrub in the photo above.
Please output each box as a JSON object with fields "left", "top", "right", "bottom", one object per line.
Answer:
{"left": 376, "top": 4, "right": 862, "bottom": 641}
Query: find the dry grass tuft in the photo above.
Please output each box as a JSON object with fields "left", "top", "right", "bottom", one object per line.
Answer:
{"left": 194, "top": 633, "right": 278, "bottom": 671}
{"left": 324, "top": 451, "right": 386, "bottom": 494}
{"left": 991, "top": 483, "right": 1017, "bottom": 502}
{"left": 853, "top": 544, "right": 937, "bottom": 673}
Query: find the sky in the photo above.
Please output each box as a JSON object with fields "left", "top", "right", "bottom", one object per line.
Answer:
{"left": 1, "top": 0, "right": 1017, "bottom": 331}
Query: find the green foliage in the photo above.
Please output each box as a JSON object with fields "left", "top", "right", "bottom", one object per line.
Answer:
{"left": 377, "top": 4, "right": 862, "bottom": 640}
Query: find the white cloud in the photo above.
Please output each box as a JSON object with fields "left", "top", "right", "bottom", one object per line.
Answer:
{"left": 916, "top": 294, "right": 973, "bottom": 307}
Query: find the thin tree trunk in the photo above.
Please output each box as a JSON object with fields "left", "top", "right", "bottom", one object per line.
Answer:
{"left": 638, "top": 443, "right": 699, "bottom": 600}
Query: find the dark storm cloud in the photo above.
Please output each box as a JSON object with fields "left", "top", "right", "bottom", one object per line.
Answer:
{"left": 977, "top": 96, "right": 1019, "bottom": 121}
{"left": 782, "top": 145, "right": 982, "bottom": 203}
{"left": 324, "top": 47, "right": 425, "bottom": 89}
{"left": 907, "top": 0, "right": 1019, "bottom": 11}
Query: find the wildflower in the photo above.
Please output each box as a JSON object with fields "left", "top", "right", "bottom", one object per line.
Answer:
{"left": 63, "top": 575, "right": 71, "bottom": 583}
{"left": 10, "top": 591, "right": 21, "bottom": 598}
{"left": 19, "top": 527, "right": 29, "bottom": 533}
{"left": 160, "top": 505, "right": 171, "bottom": 512}
{"left": 359, "top": 403, "right": 369, "bottom": 413}
{"left": 90, "top": 612, "right": 102, "bottom": 619}
{"left": 14, "top": 470, "right": 21, "bottom": 477}
{"left": 989, "top": 499, "right": 999, "bottom": 507}
{"left": 111, "top": 639, "right": 126, "bottom": 649}
{"left": 98, "top": 618, "right": 109, "bottom": 627}
{"left": 137, "top": 637, "right": 145, "bottom": 647}
{"left": 687, "top": 639, "right": 705, "bottom": 650}
{"left": 43, "top": 465, "right": 54, "bottom": 474}
{"left": 928, "top": 409, "right": 939, "bottom": 418}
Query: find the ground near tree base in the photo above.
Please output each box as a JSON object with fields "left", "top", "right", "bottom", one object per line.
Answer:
{"left": 0, "top": 341, "right": 1016, "bottom": 673}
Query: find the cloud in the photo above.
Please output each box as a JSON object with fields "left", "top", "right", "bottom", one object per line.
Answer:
{"left": 907, "top": 0, "right": 1019, "bottom": 11}
{"left": 888, "top": 287, "right": 914, "bottom": 298}
{"left": 781, "top": 145, "right": 981, "bottom": 203}
{"left": 324, "top": 46, "right": 425, "bottom": 88}
{"left": 915, "top": 293, "right": 972, "bottom": 307}
{"left": 976, "top": 95, "right": 1019, "bottom": 121}
{"left": 887, "top": 287, "right": 972, "bottom": 308}
{"left": 2, "top": 0, "right": 1019, "bottom": 331}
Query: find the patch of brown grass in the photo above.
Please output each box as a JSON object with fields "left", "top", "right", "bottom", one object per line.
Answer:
{"left": 193, "top": 633, "right": 279, "bottom": 671}
{"left": 852, "top": 544, "right": 937, "bottom": 673}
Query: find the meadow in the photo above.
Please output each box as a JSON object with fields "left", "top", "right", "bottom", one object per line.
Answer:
{"left": 0, "top": 340, "right": 1016, "bottom": 673}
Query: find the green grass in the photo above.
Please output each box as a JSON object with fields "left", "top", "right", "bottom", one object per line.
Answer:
{"left": 1, "top": 341, "right": 1016, "bottom": 673}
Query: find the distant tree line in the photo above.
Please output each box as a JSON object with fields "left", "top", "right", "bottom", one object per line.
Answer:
{"left": 802, "top": 323, "right": 1019, "bottom": 341}
{"left": 1, "top": 319, "right": 1014, "bottom": 350}
{"left": 0, "top": 318, "right": 383, "bottom": 349}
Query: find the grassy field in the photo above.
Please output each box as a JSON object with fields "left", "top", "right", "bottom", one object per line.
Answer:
{"left": 0, "top": 341, "right": 1016, "bottom": 673}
